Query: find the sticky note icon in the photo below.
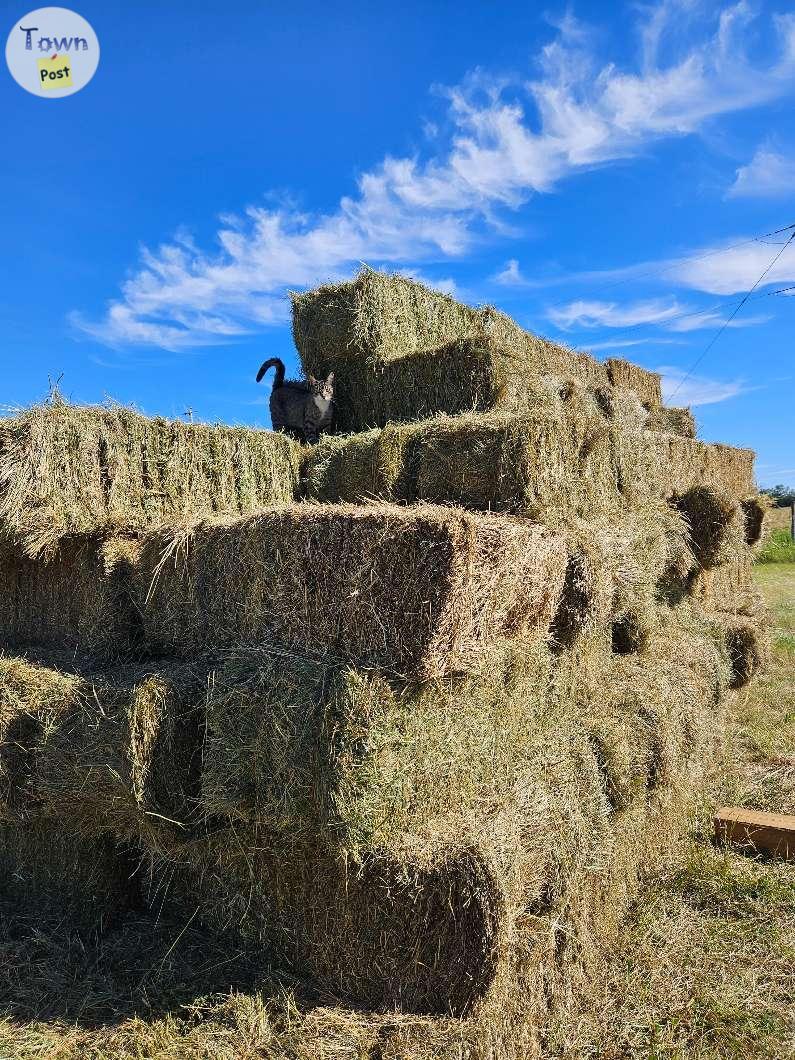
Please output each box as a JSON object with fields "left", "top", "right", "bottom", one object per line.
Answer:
{"left": 38, "top": 55, "right": 73, "bottom": 91}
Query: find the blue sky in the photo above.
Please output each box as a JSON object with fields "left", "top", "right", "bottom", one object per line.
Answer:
{"left": 2, "top": 0, "right": 795, "bottom": 487}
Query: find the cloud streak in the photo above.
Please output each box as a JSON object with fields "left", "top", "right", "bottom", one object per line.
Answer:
{"left": 75, "top": 3, "right": 795, "bottom": 349}
{"left": 659, "top": 366, "right": 749, "bottom": 406}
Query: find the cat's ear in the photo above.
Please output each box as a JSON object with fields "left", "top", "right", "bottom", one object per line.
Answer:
{"left": 326, "top": 372, "right": 334, "bottom": 385}
{"left": 307, "top": 374, "right": 318, "bottom": 385}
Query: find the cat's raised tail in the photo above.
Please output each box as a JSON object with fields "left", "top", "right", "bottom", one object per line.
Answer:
{"left": 256, "top": 357, "right": 286, "bottom": 386}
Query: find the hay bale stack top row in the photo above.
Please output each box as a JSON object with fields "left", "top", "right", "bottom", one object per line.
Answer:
{"left": 0, "top": 270, "right": 768, "bottom": 1058}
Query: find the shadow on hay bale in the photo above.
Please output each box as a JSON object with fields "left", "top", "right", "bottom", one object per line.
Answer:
{"left": 0, "top": 533, "right": 142, "bottom": 664}
{"left": 671, "top": 486, "right": 744, "bottom": 570}
{"left": 0, "top": 656, "right": 205, "bottom": 850}
{"left": 290, "top": 268, "right": 663, "bottom": 432}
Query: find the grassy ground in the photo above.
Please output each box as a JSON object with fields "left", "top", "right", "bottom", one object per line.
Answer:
{"left": 1, "top": 569, "right": 793, "bottom": 1060}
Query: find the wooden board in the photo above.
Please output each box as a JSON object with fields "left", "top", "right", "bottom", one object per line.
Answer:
{"left": 714, "top": 806, "right": 795, "bottom": 860}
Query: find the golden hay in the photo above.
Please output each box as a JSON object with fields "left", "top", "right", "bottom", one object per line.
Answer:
{"left": 302, "top": 410, "right": 756, "bottom": 516}
{"left": 301, "top": 404, "right": 619, "bottom": 520}
{"left": 144, "top": 606, "right": 730, "bottom": 1031}
{"left": 645, "top": 405, "right": 697, "bottom": 438}
{"left": 291, "top": 269, "right": 663, "bottom": 430}
{"left": 138, "top": 503, "right": 569, "bottom": 679}
{"left": 672, "top": 485, "right": 746, "bottom": 570}
{"left": 615, "top": 429, "right": 756, "bottom": 502}
{"left": 0, "top": 399, "right": 301, "bottom": 557}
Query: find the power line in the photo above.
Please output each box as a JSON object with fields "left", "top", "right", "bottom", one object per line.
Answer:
{"left": 542, "top": 220, "right": 795, "bottom": 313}
{"left": 669, "top": 229, "right": 795, "bottom": 400}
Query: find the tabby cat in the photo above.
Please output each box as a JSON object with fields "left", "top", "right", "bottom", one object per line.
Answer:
{"left": 256, "top": 358, "right": 334, "bottom": 444}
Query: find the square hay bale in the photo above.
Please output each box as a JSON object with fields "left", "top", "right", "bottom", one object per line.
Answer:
{"left": 0, "top": 655, "right": 82, "bottom": 821}
{"left": 291, "top": 269, "right": 663, "bottom": 430}
{"left": 0, "top": 399, "right": 302, "bottom": 557}
{"left": 33, "top": 661, "right": 205, "bottom": 850}
{"left": 615, "top": 431, "right": 756, "bottom": 503}
{"left": 139, "top": 504, "right": 569, "bottom": 678}
{"left": 302, "top": 403, "right": 619, "bottom": 519}
{"left": 146, "top": 610, "right": 730, "bottom": 1025}
{"left": 0, "top": 532, "right": 141, "bottom": 664}
{"left": 605, "top": 358, "right": 662, "bottom": 407}
{"left": 0, "top": 655, "right": 204, "bottom": 849}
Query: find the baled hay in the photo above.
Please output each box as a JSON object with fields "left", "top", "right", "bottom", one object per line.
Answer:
{"left": 0, "top": 820, "right": 139, "bottom": 919}
{"left": 673, "top": 485, "right": 745, "bottom": 570}
{"left": 0, "top": 399, "right": 301, "bottom": 557}
{"left": 303, "top": 403, "right": 619, "bottom": 519}
{"left": 645, "top": 405, "right": 697, "bottom": 438}
{"left": 303, "top": 411, "right": 754, "bottom": 522}
{"left": 34, "top": 661, "right": 205, "bottom": 849}
{"left": 149, "top": 610, "right": 729, "bottom": 1028}
{"left": 551, "top": 504, "right": 694, "bottom": 649}
{"left": 0, "top": 532, "right": 140, "bottom": 664}
{"left": 291, "top": 269, "right": 663, "bottom": 428}
{"left": 605, "top": 357, "right": 663, "bottom": 407}
{"left": 615, "top": 431, "right": 756, "bottom": 503}
{"left": 139, "top": 503, "right": 568, "bottom": 679}
{"left": 0, "top": 656, "right": 82, "bottom": 821}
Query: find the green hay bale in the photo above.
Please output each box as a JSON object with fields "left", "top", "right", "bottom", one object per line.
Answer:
{"left": 0, "top": 399, "right": 302, "bottom": 557}
{"left": 646, "top": 405, "right": 697, "bottom": 438}
{"left": 0, "top": 655, "right": 203, "bottom": 849}
{"left": 0, "top": 532, "right": 140, "bottom": 664}
{"left": 139, "top": 503, "right": 569, "bottom": 679}
{"left": 303, "top": 402, "right": 619, "bottom": 519}
{"left": 291, "top": 269, "right": 663, "bottom": 430}
{"left": 304, "top": 410, "right": 754, "bottom": 522}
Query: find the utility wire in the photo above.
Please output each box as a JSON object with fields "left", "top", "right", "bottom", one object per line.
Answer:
{"left": 569, "top": 282, "right": 795, "bottom": 351}
{"left": 669, "top": 229, "right": 795, "bottom": 400}
{"left": 542, "top": 221, "right": 795, "bottom": 312}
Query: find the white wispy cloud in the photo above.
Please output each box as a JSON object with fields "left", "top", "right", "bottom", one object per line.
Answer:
{"left": 727, "top": 144, "right": 795, "bottom": 199}
{"left": 548, "top": 298, "right": 684, "bottom": 329}
{"left": 75, "top": 3, "right": 795, "bottom": 349}
{"left": 547, "top": 297, "right": 769, "bottom": 332}
{"left": 659, "top": 366, "right": 749, "bottom": 406}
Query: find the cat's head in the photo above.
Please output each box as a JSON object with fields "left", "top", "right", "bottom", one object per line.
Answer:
{"left": 307, "top": 372, "right": 334, "bottom": 401}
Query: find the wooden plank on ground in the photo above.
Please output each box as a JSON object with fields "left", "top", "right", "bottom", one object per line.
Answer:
{"left": 714, "top": 806, "right": 795, "bottom": 860}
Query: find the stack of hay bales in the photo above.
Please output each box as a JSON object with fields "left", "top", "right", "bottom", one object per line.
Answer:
{"left": 0, "top": 271, "right": 768, "bottom": 1056}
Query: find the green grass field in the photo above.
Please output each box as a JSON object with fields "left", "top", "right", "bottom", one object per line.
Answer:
{"left": 1, "top": 568, "right": 793, "bottom": 1060}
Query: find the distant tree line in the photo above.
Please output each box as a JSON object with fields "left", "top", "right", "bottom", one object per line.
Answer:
{"left": 763, "top": 485, "right": 795, "bottom": 507}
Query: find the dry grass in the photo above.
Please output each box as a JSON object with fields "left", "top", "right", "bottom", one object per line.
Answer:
{"left": 301, "top": 410, "right": 756, "bottom": 517}
{"left": 138, "top": 502, "right": 569, "bottom": 679}
{"left": 291, "top": 269, "right": 662, "bottom": 431}
{"left": 0, "top": 570, "right": 788, "bottom": 1058}
{"left": 0, "top": 398, "right": 301, "bottom": 558}
{"left": 0, "top": 533, "right": 141, "bottom": 664}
